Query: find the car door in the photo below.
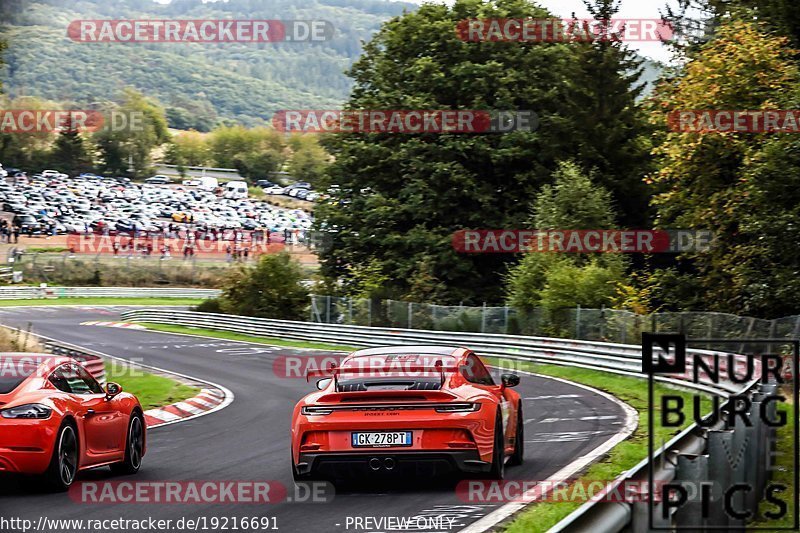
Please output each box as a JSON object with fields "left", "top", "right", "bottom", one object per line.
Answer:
{"left": 51, "top": 364, "right": 128, "bottom": 463}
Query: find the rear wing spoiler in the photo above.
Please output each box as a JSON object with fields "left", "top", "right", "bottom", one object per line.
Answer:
{"left": 306, "top": 360, "right": 457, "bottom": 389}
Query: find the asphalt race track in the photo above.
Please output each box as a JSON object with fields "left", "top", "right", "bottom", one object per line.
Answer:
{"left": 0, "top": 306, "right": 628, "bottom": 532}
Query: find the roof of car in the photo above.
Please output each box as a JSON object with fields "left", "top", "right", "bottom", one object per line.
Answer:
{"left": 348, "top": 345, "right": 465, "bottom": 358}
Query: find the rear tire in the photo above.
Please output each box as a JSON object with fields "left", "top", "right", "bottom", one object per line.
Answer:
{"left": 487, "top": 410, "right": 505, "bottom": 480}
{"left": 111, "top": 412, "right": 144, "bottom": 475}
{"left": 44, "top": 421, "right": 79, "bottom": 492}
{"left": 508, "top": 404, "right": 524, "bottom": 466}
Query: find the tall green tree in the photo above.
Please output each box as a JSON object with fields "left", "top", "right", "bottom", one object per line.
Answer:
{"left": 317, "top": 0, "right": 588, "bottom": 304}
{"left": 562, "top": 0, "right": 654, "bottom": 226}
{"left": 49, "top": 116, "right": 94, "bottom": 176}
{"left": 208, "top": 125, "right": 285, "bottom": 180}
{"left": 666, "top": 0, "right": 800, "bottom": 49}
{"left": 505, "top": 161, "right": 627, "bottom": 311}
{"left": 215, "top": 253, "right": 309, "bottom": 320}
{"left": 647, "top": 18, "right": 799, "bottom": 316}
{"left": 165, "top": 130, "right": 212, "bottom": 167}
{"left": 287, "top": 134, "right": 330, "bottom": 185}
{"left": 93, "top": 88, "right": 169, "bottom": 177}
{"left": 0, "top": 95, "right": 59, "bottom": 170}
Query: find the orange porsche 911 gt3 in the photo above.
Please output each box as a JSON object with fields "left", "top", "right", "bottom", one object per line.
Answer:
{"left": 0, "top": 353, "right": 146, "bottom": 491}
{"left": 291, "top": 346, "right": 523, "bottom": 482}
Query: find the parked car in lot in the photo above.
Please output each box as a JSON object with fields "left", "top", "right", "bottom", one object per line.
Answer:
{"left": 1, "top": 168, "right": 314, "bottom": 239}
{"left": 145, "top": 175, "right": 172, "bottom": 185}
{"left": 197, "top": 177, "right": 219, "bottom": 191}
{"left": 3, "top": 202, "right": 27, "bottom": 213}
{"left": 12, "top": 214, "right": 42, "bottom": 233}
{"left": 223, "top": 181, "right": 249, "bottom": 199}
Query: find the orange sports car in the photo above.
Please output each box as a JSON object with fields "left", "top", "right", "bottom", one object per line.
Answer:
{"left": 0, "top": 353, "right": 146, "bottom": 491}
{"left": 291, "top": 346, "right": 523, "bottom": 482}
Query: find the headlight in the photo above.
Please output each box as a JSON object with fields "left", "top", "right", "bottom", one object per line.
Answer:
{"left": 0, "top": 404, "right": 53, "bottom": 419}
{"left": 435, "top": 403, "right": 481, "bottom": 413}
{"left": 301, "top": 406, "right": 334, "bottom": 416}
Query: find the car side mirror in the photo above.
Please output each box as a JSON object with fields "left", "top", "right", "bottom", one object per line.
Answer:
{"left": 316, "top": 378, "right": 332, "bottom": 391}
{"left": 501, "top": 374, "right": 520, "bottom": 388}
{"left": 105, "top": 382, "right": 123, "bottom": 399}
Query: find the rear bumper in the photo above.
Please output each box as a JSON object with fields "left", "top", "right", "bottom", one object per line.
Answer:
{"left": 296, "top": 450, "right": 491, "bottom": 478}
{"left": 0, "top": 421, "right": 58, "bottom": 475}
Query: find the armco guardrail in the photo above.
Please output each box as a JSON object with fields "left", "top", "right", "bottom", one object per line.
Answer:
{"left": 120, "top": 309, "right": 754, "bottom": 397}
{"left": 0, "top": 286, "right": 219, "bottom": 300}
{"left": 551, "top": 380, "right": 777, "bottom": 532}
{"left": 122, "top": 309, "right": 787, "bottom": 532}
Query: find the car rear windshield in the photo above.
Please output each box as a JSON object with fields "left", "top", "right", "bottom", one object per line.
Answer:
{"left": 0, "top": 357, "right": 40, "bottom": 394}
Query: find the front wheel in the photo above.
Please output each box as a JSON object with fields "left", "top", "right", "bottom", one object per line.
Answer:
{"left": 111, "top": 412, "right": 144, "bottom": 475}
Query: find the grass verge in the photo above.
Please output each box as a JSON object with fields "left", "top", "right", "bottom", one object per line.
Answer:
{"left": 481, "top": 357, "right": 713, "bottom": 533}
{"left": 138, "top": 322, "right": 358, "bottom": 352}
{"left": 0, "top": 297, "right": 205, "bottom": 307}
{"left": 106, "top": 361, "right": 199, "bottom": 411}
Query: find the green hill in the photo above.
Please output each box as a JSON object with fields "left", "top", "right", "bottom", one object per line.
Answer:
{"left": 0, "top": 0, "right": 415, "bottom": 127}
{"left": 0, "top": 0, "right": 663, "bottom": 127}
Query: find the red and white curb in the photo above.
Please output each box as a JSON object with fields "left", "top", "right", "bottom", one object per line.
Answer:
{"left": 81, "top": 321, "right": 146, "bottom": 330}
{"left": 144, "top": 387, "right": 228, "bottom": 428}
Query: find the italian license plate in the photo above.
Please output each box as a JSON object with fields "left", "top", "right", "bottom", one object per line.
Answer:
{"left": 351, "top": 431, "right": 412, "bottom": 448}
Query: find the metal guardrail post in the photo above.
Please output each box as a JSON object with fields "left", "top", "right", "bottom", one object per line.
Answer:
{"left": 753, "top": 395, "right": 770, "bottom": 510}
{"left": 631, "top": 458, "right": 677, "bottom": 533}
{"left": 707, "top": 429, "right": 734, "bottom": 529}
{"left": 675, "top": 454, "right": 709, "bottom": 531}
{"left": 744, "top": 397, "right": 764, "bottom": 516}
{"left": 759, "top": 383, "right": 778, "bottom": 477}
{"left": 728, "top": 411, "right": 748, "bottom": 531}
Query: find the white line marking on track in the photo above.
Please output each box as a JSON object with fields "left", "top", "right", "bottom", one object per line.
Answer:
{"left": 535, "top": 415, "right": 619, "bottom": 424}
{"left": 459, "top": 368, "right": 639, "bottom": 533}
{"left": 526, "top": 430, "right": 616, "bottom": 443}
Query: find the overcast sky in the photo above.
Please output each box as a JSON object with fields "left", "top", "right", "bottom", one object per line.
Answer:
{"left": 531, "top": 0, "right": 675, "bottom": 62}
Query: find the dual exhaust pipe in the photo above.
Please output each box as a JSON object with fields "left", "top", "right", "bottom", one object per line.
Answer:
{"left": 368, "top": 457, "right": 396, "bottom": 471}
